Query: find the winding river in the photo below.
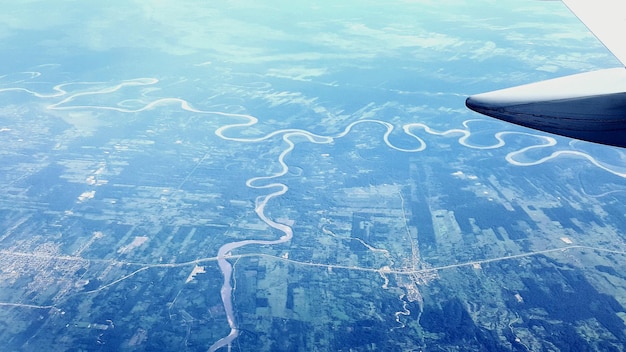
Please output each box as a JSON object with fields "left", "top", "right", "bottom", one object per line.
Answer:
{"left": 4, "top": 74, "right": 626, "bottom": 351}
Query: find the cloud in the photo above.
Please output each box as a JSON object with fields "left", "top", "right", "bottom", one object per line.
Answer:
{"left": 1, "top": 0, "right": 617, "bottom": 78}
{"left": 266, "top": 67, "right": 329, "bottom": 81}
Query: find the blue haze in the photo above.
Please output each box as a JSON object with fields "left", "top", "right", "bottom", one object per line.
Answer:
{"left": 1, "top": 1, "right": 626, "bottom": 351}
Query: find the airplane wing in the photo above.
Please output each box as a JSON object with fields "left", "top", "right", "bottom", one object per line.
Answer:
{"left": 465, "top": 0, "right": 626, "bottom": 148}
{"left": 563, "top": 0, "right": 626, "bottom": 66}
